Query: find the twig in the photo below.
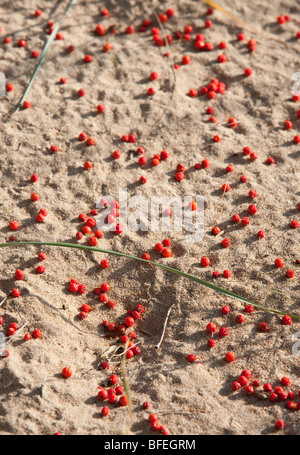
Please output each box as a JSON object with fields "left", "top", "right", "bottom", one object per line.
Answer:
{"left": 0, "top": 296, "right": 8, "bottom": 308}
{"left": 155, "top": 303, "right": 175, "bottom": 350}
{"left": 121, "top": 341, "right": 133, "bottom": 435}
{"left": 14, "top": 0, "right": 78, "bottom": 112}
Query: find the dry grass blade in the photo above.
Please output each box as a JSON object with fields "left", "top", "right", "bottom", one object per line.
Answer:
{"left": 0, "top": 241, "right": 299, "bottom": 320}
{"left": 121, "top": 341, "right": 133, "bottom": 434}
{"left": 15, "top": 0, "right": 78, "bottom": 112}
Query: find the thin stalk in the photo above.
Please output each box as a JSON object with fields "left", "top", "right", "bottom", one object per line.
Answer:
{"left": 15, "top": 0, "right": 78, "bottom": 112}
{"left": 0, "top": 241, "right": 299, "bottom": 319}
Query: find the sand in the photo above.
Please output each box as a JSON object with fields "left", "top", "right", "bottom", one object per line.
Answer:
{"left": 0, "top": 0, "right": 299, "bottom": 435}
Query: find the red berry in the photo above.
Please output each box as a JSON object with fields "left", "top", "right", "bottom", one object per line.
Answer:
{"left": 281, "top": 377, "right": 291, "bottom": 386}
{"left": 281, "top": 315, "right": 292, "bottom": 325}
{"left": 275, "top": 258, "right": 284, "bottom": 268}
{"left": 186, "top": 354, "right": 196, "bottom": 363}
{"left": 275, "top": 420, "right": 285, "bottom": 429}
{"left": 101, "top": 406, "right": 109, "bottom": 416}
{"left": 182, "top": 55, "right": 191, "bottom": 65}
{"left": 200, "top": 257, "right": 210, "bottom": 267}
{"left": 231, "top": 381, "right": 241, "bottom": 391}
{"left": 225, "top": 352, "right": 235, "bottom": 362}
{"left": 223, "top": 270, "right": 231, "bottom": 278}
{"left": 263, "top": 383, "right": 273, "bottom": 392}
{"left": 100, "top": 260, "right": 110, "bottom": 269}
{"left": 219, "top": 327, "right": 229, "bottom": 337}
{"left": 286, "top": 270, "right": 294, "bottom": 279}
{"left": 206, "top": 322, "right": 217, "bottom": 334}
{"left": 248, "top": 204, "right": 257, "bottom": 215}
{"left": 290, "top": 220, "right": 299, "bottom": 229}
{"left": 62, "top": 367, "right": 72, "bottom": 378}
{"left": 15, "top": 270, "right": 24, "bottom": 280}
{"left": 258, "top": 322, "right": 269, "bottom": 332}
{"left": 32, "top": 329, "right": 42, "bottom": 338}
{"left": 222, "top": 238, "right": 231, "bottom": 248}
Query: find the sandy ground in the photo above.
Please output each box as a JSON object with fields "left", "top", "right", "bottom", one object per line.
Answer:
{"left": 0, "top": 0, "right": 299, "bottom": 435}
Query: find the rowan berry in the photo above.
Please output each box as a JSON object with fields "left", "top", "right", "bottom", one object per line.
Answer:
{"left": 263, "top": 383, "right": 273, "bottom": 392}
{"left": 32, "top": 329, "right": 42, "bottom": 338}
{"left": 241, "top": 217, "right": 250, "bottom": 226}
{"left": 258, "top": 322, "right": 269, "bottom": 332}
{"left": 248, "top": 204, "right": 257, "bottom": 214}
{"left": 225, "top": 352, "right": 235, "bottom": 362}
{"left": 286, "top": 270, "right": 294, "bottom": 278}
{"left": 212, "top": 226, "right": 221, "bottom": 235}
{"left": 213, "top": 135, "right": 221, "bottom": 142}
{"left": 100, "top": 260, "right": 110, "bottom": 269}
{"left": 244, "top": 68, "right": 252, "bottom": 77}
{"left": 11, "top": 288, "right": 21, "bottom": 299}
{"left": 275, "top": 420, "right": 285, "bottom": 429}
{"left": 236, "top": 315, "right": 245, "bottom": 324}
{"left": 201, "top": 257, "right": 210, "bottom": 267}
{"left": 223, "top": 270, "right": 231, "bottom": 278}
{"left": 186, "top": 354, "right": 196, "bottom": 363}
{"left": 245, "top": 385, "right": 254, "bottom": 395}
{"left": 174, "top": 172, "right": 183, "bottom": 181}
{"left": 275, "top": 258, "right": 284, "bottom": 268}
{"left": 62, "top": 367, "right": 72, "bottom": 378}
{"left": 218, "top": 54, "right": 227, "bottom": 63}
{"left": 226, "top": 164, "right": 234, "bottom": 172}
{"left": 95, "top": 105, "right": 106, "bottom": 117}
{"left": 182, "top": 55, "right": 191, "bottom": 65}
{"left": 77, "top": 284, "right": 87, "bottom": 294}
{"left": 18, "top": 39, "right": 27, "bottom": 47}
{"left": 231, "top": 381, "right": 241, "bottom": 391}
{"left": 208, "top": 339, "right": 216, "bottom": 347}
{"left": 222, "top": 238, "right": 231, "bottom": 248}
{"left": 101, "top": 406, "right": 109, "bottom": 416}
{"left": 240, "top": 369, "right": 251, "bottom": 380}
{"left": 232, "top": 214, "right": 240, "bottom": 223}
{"left": 284, "top": 120, "right": 293, "bottom": 130}
{"left": 244, "top": 305, "right": 253, "bottom": 313}
{"left": 247, "top": 39, "right": 256, "bottom": 52}
{"left": 294, "top": 135, "right": 300, "bottom": 144}
{"left": 222, "top": 183, "right": 231, "bottom": 192}
{"left": 238, "top": 376, "right": 248, "bottom": 386}
{"left": 250, "top": 152, "right": 258, "bottom": 160}
{"left": 141, "top": 252, "right": 150, "bottom": 260}
{"left": 286, "top": 401, "right": 296, "bottom": 411}
{"left": 9, "top": 221, "right": 19, "bottom": 231}
{"left": 67, "top": 45, "right": 75, "bottom": 52}
{"left": 36, "top": 265, "right": 45, "bottom": 274}
{"left": 77, "top": 88, "right": 86, "bottom": 97}
{"left": 281, "top": 315, "right": 292, "bottom": 325}
{"left": 240, "top": 175, "right": 247, "bottom": 183}
{"left": 221, "top": 306, "right": 230, "bottom": 315}
{"left": 290, "top": 220, "right": 299, "bottom": 229}
{"left": 266, "top": 157, "right": 275, "bottom": 165}
{"left": 219, "top": 327, "right": 229, "bottom": 337}
{"left": 147, "top": 87, "right": 155, "bottom": 96}
{"left": 281, "top": 377, "right": 291, "bottom": 387}
{"left": 15, "top": 270, "right": 24, "bottom": 280}
{"left": 24, "top": 333, "right": 31, "bottom": 341}
{"left": 206, "top": 322, "right": 217, "bottom": 334}
{"left": 252, "top": 380, "right": 260, "bottom": 388}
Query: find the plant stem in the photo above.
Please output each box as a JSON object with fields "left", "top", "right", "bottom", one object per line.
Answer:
{"left": 0, "top": 241, "right": 299, "bottom": 319}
